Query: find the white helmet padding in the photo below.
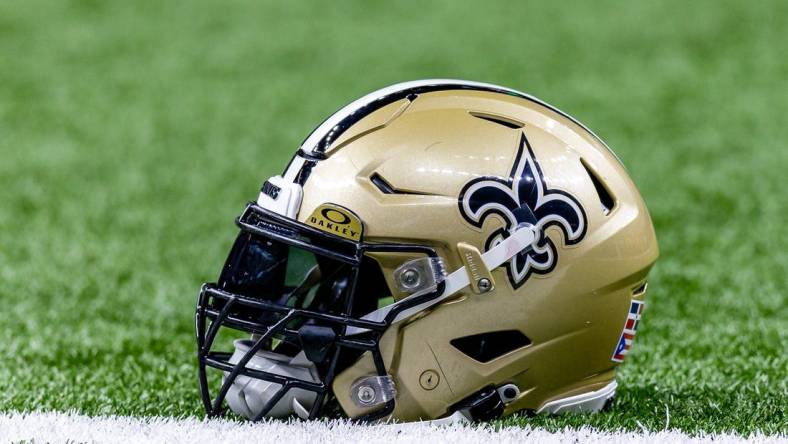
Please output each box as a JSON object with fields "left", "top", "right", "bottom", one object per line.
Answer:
{"left": 225, "top": 340, "right": 320, "bottom": 419}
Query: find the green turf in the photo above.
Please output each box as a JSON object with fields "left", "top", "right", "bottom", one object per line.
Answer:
{"left": 0, "top": 0, "right": 785, "bottom": 436}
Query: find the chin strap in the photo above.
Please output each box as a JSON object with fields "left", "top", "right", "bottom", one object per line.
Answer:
{"left": 347, "top": 224, "right": 538, "bottom": 335}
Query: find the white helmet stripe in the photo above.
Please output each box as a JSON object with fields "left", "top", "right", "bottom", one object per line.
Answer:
{"left": 298, "top": 79, "right": 621, "bottom": 165}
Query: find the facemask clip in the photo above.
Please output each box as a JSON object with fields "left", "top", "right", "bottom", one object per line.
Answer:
{"left": 393, "top": 257, "right": 447, "bottom": 294}
{"left": 350, "top": 375, "right": 397, "bottom": 408}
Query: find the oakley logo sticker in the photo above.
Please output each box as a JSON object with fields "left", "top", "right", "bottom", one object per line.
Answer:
{"left": 459, "top": 132, "right": 587, "bottom": 288}
{"left": 306, "top": 203, "right": 363, "bottom": 241}
{"left": 321, "top": 208, "right": 351, "bottom": 225}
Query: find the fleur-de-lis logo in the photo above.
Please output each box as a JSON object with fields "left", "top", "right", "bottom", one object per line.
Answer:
{"left": 459, "top": 132, "right": 587, "bottom": 288}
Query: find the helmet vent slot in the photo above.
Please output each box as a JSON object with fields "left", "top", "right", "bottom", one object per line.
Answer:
{"left": 370, "top": 173, "right": 396, "bottom": 194}
{"left": 450, "top": 330, "right": 531, "bottom": 363}
{"left": 469, "top": 111, "right": 524, "bottom": 129}
{"left": 580, "top": 158, "right": 616, "bottom": 215}
{"left": 632, "top": 282, "right": 648, "bottom": 296}
{"left": 370, "top": 173, "right": 431, "bottom": 196}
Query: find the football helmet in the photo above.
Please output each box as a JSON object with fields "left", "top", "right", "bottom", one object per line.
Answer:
{"left": 196, "top": 80, "right": 658, "bottom": 423}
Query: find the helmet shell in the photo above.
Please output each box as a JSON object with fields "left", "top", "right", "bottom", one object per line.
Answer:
{"left": 283, "top": 81, "right": 658, "bottom": 420}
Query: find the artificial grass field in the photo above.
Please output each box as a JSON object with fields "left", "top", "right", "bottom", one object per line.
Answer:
{"left": 0, "top": 0, "right": 785, "bottom": 436}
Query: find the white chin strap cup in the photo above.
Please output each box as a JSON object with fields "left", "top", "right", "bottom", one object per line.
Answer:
{"left": 224, "top": 339, "right": 320, "bottom": 419}
{"left": 347, "top": 224, "right": 538, "bottom": 335}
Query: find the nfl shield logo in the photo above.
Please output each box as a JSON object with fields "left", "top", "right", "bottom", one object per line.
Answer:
{"left": 611, "top": 300, "right": 645, "bottom": 363}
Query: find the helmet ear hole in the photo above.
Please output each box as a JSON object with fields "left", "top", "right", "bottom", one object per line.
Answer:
{"left": 450, "top": 330, "right": 531, "bottom": 363}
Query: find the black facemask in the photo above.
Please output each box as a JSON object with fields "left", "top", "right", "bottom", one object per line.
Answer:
{"left": 196, "top": 202, "right": 442, "bottom": 421}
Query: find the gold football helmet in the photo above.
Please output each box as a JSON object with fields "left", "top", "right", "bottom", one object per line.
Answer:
{"left": 196, "top": 80, "right": 659, "bottom": 423}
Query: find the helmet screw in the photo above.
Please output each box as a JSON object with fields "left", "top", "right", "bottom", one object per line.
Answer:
{"left": 357, "top": 385, "right": 377, "bottom": 405}
{"left": 401, "top": 269, "right": 421, "bottom": 289}
{"left": 478, "top": 278, "right": 492, "bottom": 293}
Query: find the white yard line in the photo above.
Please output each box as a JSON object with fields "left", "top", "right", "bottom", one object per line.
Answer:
{"left": 0, "top": 411, "right": 784, "bottom": 444}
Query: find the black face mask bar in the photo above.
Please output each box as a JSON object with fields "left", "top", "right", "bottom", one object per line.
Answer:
{"left": 196, "top": 202, "right": 444, "bottom": 421}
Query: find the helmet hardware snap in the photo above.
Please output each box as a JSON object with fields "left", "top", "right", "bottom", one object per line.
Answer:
{"left": 357, "top": 385, "right": 376, "bottom": 405}
{"left": 457, "top": 243, "right": 496, "bottom": 295}
{"left": 350, "top": 375, "right": 397, "bottom": 408}
{"left": 393, "top": 257, "right": 447, "bottom": 294}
